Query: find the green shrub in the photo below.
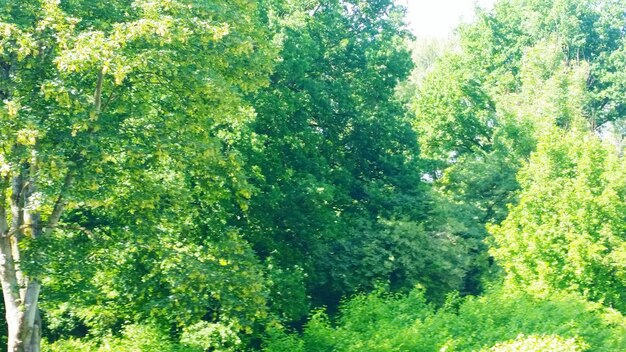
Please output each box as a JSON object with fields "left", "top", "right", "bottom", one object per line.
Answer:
{"left": 264, "top": 288, "right": 626, "bottom": 351}
{"left": 483, "top": 334, "right": 586, "bottom": 352}
{"left": 180, "top": 321, "right": 242, "bottom": 352}
{"left": 43, "top": 324, "right": 199, "bottom": 352}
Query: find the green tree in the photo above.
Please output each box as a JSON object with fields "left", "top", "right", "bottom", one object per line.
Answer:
{"left": 489, "top": 122, "right": 626, "bottom": 310}
{"left": 0, "top": 0, "right": 276, "bottom": 350}
{"left": 408, "top": 0, "right": 626, "bottom": 293}
{"left": 245, "top": 0, "right": 467, "bottom": 314}
{"left": 460, "top": 0, "right": 626, "bottom": 124}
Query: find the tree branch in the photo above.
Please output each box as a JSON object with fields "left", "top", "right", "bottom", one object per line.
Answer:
{"left": 92, "top": 69, "right": 104, "bottom": 119}
{"left": 45, "top": 172, "right": 73, "bottom": 235}
{"left": 9, "top": 172, "right": 23, "bottom": 236}
{"left": 100, "top": 86, "right": 119, "bottom": 114}
{"left": 94, "top": 70, "right": 104, "bottom": 111}
{"left": 0, "top": 176, "right": 9, "bottom": 235}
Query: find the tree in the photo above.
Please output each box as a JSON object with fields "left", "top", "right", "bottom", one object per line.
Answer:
{"left": 489, "top": 122, "right": 626, "bottom": 310}
{"left": 408, "top": 0, "right": 626, "bottom": 293}
{"left": 460, "top": 0, "right": 626, "bottom": 125}
{"left": 412, "top": 53, "right": 496, "bottom": 162}
{"left": 245, "top": 0, "right": 456, "bottom": 313}
{"left": 0, "top": 0, "right": 276, "bottom": 350}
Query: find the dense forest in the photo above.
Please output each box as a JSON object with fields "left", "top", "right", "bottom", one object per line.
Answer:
{"left": 0, "top": 0, "right": 625, "bottom": 351}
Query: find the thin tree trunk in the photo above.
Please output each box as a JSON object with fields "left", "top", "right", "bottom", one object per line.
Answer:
{"left": 3, "top": 279, "right": 41, "bottom": 352}
{"left": 0, "top": 170, "right": 43, "bottom": 352}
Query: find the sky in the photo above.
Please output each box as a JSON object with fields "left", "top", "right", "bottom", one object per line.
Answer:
{"left": 397, "top": 0, "right": 497, "bottom": 38}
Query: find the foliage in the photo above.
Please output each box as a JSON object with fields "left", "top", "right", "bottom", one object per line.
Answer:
{"left": 180, "top": 321, "right": 243, "bottom": 352}
{"left": 320, "top": 220, "right": 470, "bottom": 302}
{"left": 245, "top": 0, "right": 456, "bottom": 314}
{"left": 3, "top": 0, "right": 626, "bottom": 350}
{"left": 483, "top": 334, "right": 585, "bottom": 352}
{"left": 413, "top": 53, "right": 495, "bottom": 161}
{"left": 265, "top": 258, "right": 310, "bottom": 323}
{"left": 489, "top": 123, "right": 626, "bottom": 311}
{"left": 460, "top": 0, "right": 626, "bottom": 112}
{"left": 264, "top": 288, "right": 626, "bottom": 352}
{"left": 408, "top": 0, "right": 626, "bottom": 301}
{"left": 0, "top": 0, "right": 277, "bottom": 349}
{"left": 43, "top": 324, "right": 194, "bottom": 352}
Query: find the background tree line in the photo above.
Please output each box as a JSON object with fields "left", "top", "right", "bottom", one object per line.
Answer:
{"left": 0, "top": 0, "right": 624, "bottom": 351}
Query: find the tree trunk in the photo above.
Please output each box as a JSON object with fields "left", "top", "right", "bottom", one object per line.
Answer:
{"left": 5, "top": 305, "right": 42, "bottom": 352}
{"left": 4, "top": 286, "right": 42, "bottom": 352}
{"left": 0, "top": 234, "right": 42, "bottom": 352}
{"left": 0, "top": 169, "right": 45, "bottom": 352}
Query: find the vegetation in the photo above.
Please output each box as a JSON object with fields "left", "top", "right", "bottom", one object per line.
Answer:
{"left": 264, "top": 288, "right": 626, "bottom": 351}
{"left": 0, "top": 0, "right": 624, "bottom": 351}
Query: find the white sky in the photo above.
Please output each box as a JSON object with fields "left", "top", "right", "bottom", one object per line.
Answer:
{"left": 398, "top": 0, "right": 497, "bottom": 38}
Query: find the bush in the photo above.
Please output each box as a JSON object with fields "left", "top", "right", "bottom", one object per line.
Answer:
{"left": 264, "top": 288, "right": 626, "bottom": 351}
{"left": 483, "top": 334, "right": 586, "bottom": 352}
{"left": 43, "top": 324, "right": 198, "bottom": 352}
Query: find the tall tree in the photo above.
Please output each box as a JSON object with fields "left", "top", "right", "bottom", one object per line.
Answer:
{"left": 410, "top": 0, "right": 626, "bottom": 293}
{"left": 490, "top": 122, "right": 626, "bottom": 310}
{"left": 0, "top": 0, "right": 275, "bottom": 350}
{"left": 245, "top": 0, "right": 465, "bottom": 313}
{"left": 460, "top": 0, "right": 626, "bottom": 125}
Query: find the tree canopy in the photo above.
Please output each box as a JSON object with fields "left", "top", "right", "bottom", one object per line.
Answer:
{"left": 0, "top": 0, "right": 625, "bottom": 351}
